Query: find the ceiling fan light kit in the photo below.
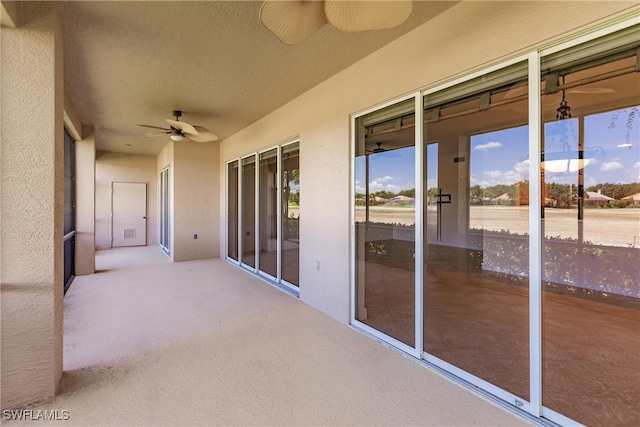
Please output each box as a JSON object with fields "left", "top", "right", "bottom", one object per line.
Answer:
{"left": 137, "top": 110, "right": 219, "bottom": 143}
{"left": 260, "top": 0, "right": 413, "bottom": 45}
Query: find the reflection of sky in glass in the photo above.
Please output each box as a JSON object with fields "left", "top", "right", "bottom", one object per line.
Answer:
{"left": 355, "top": 147, "right": 415, "bottom": 194}
{"left": 470, "top": 125, "right": 529, "bottom": 187}
{"left": 585, "top": 107, "right": 640, "bottom": 185}
{"left": 355, "top": 106, "right": 640, "bottom": 194}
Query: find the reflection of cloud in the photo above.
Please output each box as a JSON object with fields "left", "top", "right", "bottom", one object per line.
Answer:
{"left": 600, "top": 161, "right": 624, "bottom": 172}
{"left": 369, "top": 175, "right": 402, "bottom": 191}
{"left": 472, "top": 161, "right": 529, "bottom": 187}
{"left": 481, "top": 169, "right": 519, "bottom": 185}
{"left": 473, "top": 141, "right": 502, "bottom": 151}
{"left": 634, "top": 162, "right": 640, "bottom": 169}
{"left": 369, "top": 180, "right": 385, "bottom": 191}
{"left": 513, "top": 161, "right": 529, "bottom": 177}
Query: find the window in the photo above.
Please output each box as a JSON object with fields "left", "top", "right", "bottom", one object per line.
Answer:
{"left": 63, "top": 128, "right": 76, "bottom": 293}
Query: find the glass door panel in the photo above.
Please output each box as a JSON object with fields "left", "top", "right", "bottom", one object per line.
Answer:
{"left": 423, "top": 65, "right": 530, "bottom": 401}
{"left": 425, "top": 142, "right": 438, "bottom": 242}
{"left": 259, "top": 149, "right": 278, "bottom": 278}
{"left": 354, "top": 98, "right": 416, "bottom": 347}
{"left": 541, "top": 51, "right": 640, "bottom": 426}
{"left": 227, "top": 161, "right": 238, "bottom": 261}
{"left": 241, "top": 155, "right": 256, "bottom": 268}
{"left": 282, "top": 142, "right": 300, "bottom": 286}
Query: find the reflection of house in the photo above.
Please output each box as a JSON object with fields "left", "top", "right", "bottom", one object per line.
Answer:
{"left": 387, "top": 195, "right": 415, "bottom": 206}
{"left": 585, "top": 190, "right": 615, "bottom": 206}
{"left": 622, "top": 192, "right": 640, "bottom": 205}
{"left": 492, "top": 193, "right": 513, "bottom": 204}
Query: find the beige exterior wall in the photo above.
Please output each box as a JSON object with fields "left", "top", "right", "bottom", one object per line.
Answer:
{"left": 75, "top": 128, "right": 96, "bottom": 275}
{"left": 219, "top": 1, "right": 638, "bottom": 323}
{"left": 95, "top": 152, "right": 158, "bottom": 250}
{"left": 172, "top": 142, "right": 220, "bottom": 262}
{"left": 0, "top": 2, "right": 64, "bottom": 409}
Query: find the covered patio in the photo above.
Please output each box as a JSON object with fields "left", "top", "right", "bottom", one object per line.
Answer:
{"left": 7, "top": 247, "right": 528, "bottom": 426}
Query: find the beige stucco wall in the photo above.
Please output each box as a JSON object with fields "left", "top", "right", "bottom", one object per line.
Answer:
{"left": 95, "top": 152, "right": 158, "bottom": 250}
{"left": 219, "top": 1, "right": 638, "bottom": 323}
{"left": 0, "top": 2, "right": 64, "bottom": 409}
{"left": 75, "top": 128, "right": 96, "bottom": 275}
{"left": 172, "top": 142, "right": 220, "bottom": 262}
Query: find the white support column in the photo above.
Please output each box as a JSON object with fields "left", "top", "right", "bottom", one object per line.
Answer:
{"left": 75, "top": 127, "right": 96, "bottom": 275}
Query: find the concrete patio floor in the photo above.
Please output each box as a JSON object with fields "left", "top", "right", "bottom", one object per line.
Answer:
{"left": 6, "top": 246, "right": 530, "bottom": 426}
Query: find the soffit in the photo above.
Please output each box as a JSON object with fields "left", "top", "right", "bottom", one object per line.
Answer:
{"left": 60, "top": 1, "right": 459, "bottom": 155}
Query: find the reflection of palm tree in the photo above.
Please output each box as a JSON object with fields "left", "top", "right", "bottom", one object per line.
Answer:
{"left": 609, "top": 107, "right": 638, "bottom": 145}
{"left": 283, "top": 169, "right": 300, "bottom": 240}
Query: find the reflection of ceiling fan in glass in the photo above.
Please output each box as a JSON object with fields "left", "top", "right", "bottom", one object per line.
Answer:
{"left": 259, "top": 0, "right": 413, "bottom": 45}
{"left": 368, "top": 142, "right": 388, "bottom": 154}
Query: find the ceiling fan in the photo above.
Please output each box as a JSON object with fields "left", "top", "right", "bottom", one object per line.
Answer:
{"left": 259, "top": 0, "right": 413, "bottom": 45}
{"left": 137, "top": 110, "right": 218, "bottom": 142}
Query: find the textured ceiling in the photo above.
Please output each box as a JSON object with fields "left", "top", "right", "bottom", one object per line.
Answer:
{"left": 60, "top": 1, "right": 459, "bottom": 155}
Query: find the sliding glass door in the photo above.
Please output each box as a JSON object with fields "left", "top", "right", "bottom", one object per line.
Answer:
{"left": 159, "top": 166, "right": 170, "bottom": 254}
{"left": 354, "top": 97, "right": 416, "bottom": 349}
{"left": 351, "top": 24, "right": 639, "bottom": 426}
{"left": 281, "top": 142, "right": 300, "bottom": 286}
{"left": 539, "top": 36, "right": 640, "bottom": 426}
{"left": 259, "top": 149, "right": 278, "bottom": 278}
{"left": 227, "top": 161, "right": 238, "bottom": 261}
{"left": 423, "top": 62, "right": 530, "bottom": 402}
{"left": 226, "top": 140, "right": 301, "bottom": 293}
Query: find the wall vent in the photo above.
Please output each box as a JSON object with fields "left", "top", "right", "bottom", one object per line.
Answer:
{"left": 123, "top": 228, "right": 136, "bottom": 239}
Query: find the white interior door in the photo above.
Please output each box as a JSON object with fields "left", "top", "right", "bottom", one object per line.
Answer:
{"left": 112, "top": 182, "right": 147, "bottom": 247}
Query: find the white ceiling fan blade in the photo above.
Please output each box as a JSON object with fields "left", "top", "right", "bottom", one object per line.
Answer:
{"left": 144, "top": 131, "right": 171, "bottom": 137}
{"left": 138, "top": 124, "right": 171, "bottom": 131}
{"left": 324, "top": 0, "right": 413, "bottom": 32}
{"left": 188, "top": 126, "right": 219, "bottom": 142}
{"left": 166, "top": 119, "right": 199, "bottom": 136}
{"left": 259, "top": 0, "right": 327, "bottom": 45}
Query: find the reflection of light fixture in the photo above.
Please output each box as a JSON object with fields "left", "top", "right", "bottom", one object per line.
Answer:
{"left": 541, "top": 157, "right": 591, "bottom": 173}
{"left": 556, "top": 76, "right": 571, "bottom": 120}
{"left": 170, "top": 133, "right": 185, "bottom": 142}
{"left": 617, "top": 143, "right": 633, "bottom": 149}
{"left": 541, "top": 146, "right": 604, "bottom": 173}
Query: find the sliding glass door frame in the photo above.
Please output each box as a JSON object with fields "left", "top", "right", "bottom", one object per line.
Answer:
{"left": 159, "top": 166, "right": 170, "bottom": 255}
{"left": 349, "top": 16, "right": 638, "bottom": 426}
